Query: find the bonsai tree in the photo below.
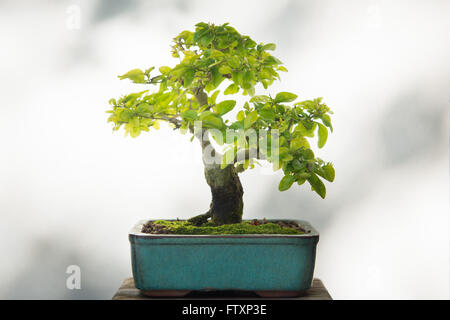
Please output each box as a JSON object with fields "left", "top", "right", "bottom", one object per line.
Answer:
{"left": 107, "top": 22, "right": 334, "bottom": 226}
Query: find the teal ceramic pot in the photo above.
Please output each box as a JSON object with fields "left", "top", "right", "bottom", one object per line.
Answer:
{"left": 129, "top": 220, "right": 319, "bottom": 297}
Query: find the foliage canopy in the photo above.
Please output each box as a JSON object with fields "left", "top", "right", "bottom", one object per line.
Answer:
{"left": 107, "top": 22, "right": 334, "bottom": 197}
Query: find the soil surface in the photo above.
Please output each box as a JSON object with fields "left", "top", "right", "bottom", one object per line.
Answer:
{"left": 141, "top": 219, "right": 309, "bottom": 235}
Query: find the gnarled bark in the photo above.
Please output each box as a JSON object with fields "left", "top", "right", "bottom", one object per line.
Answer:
{"left": 187, "top": 88, "right": 244, "bottom": 226}
{"left": 203, "top": 150, "right": 243, "bottom": 225}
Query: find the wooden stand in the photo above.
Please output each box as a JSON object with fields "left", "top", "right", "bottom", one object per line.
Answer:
{"left": 112, "top": 278, "right": 332, "bottom": 300}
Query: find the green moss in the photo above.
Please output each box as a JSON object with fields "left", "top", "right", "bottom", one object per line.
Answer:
{"left": 149, "top": 220, "right": 304, "bottom": 235}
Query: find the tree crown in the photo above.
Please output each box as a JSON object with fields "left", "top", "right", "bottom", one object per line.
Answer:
{"left": 107, "top": 22, "right": 335, "bottom": 197}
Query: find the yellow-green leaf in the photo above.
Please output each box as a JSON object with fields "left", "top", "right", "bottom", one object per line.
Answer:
{"left": 294, "top": 122, "right": 317, "bottom": 137}
{"left": 224, "top": 83, "right": 239, "bottom": 95}
{"left": 210, "top": 129, "right": 225, "bottom": 145}
{"left": 321, "top": 114, "right": 333, "bottom": 132}
{"left": 316, "top": 163, "right": 335, "bottom": 182}
{"left": 262, "top": 43, "right": 276, "bottom": 51}
{"left": 274, "top": 92, "right": 297, "bottom": 103}
{"left": 201, "top": 115, "right": 223, "bottom": 129}
{"left": 279, "top": 175, "right": 295, "bottom": 191}
{"left": 214, "top": 100, "right": 236, "bottom": 116}
{"left": 221, "top": 148, "right": 236, "bottom": 169}
{"left": 183, "top": 69, "right": 195, "bottom": 87}
{"left": 118, "top": 69, "right": 145, "bottom": 83}
{"left": 259, "top": 108, "right": 276, "bottom": 121}
{"left": 181, "top": 110, "right": 198, "bottom": 121}
{"left": 317, "top": 123, "right": 328, "bottom": 148}
{"left": 290, "top": 136, "right": 310, "bottom": 150}
{"left": 159, "top": 66, "right": 171, "bottom": 74}
{"left": 250, "top": 95, "right": 270, "bottom": 103}
{"left": 228, "top": 56, "right": 240, "bottom": 68}
{"left": 244, "top": 110, "right": 258, "bottom": 129}
{"left": 219, "top": 65, "right": 232, "bottom": 75}
{"left": 209, "top": 90, "right": 220, "bottom": 104}
{"left": 307, "top": 173, "right": 326, "bottom": 198}
{"left": 236, "top": 110, "right": 245, "bottom": 121}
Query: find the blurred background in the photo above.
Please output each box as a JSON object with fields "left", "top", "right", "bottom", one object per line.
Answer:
{"left": 0, "top": 0, "right": 448, "bottom": 299}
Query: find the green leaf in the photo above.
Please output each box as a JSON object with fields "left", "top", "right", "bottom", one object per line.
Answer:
{"left": 264, "top": 56, "right": 283, "bottom": 65}
{"left": 281, "top": 153, "right": 293, "bottom": 162}
{"left": 303, "top": 149, "right": 315, "bottom": 160}
{"left": 244, "top": 110, "right": 258, "bottom": 129}
{"left": 125, "top": 118, "right": 141, "bottom": 138}
{"left": 323, "top": 163, "right": 335, "bottom": 182}
{"left": 307, "top": 173, "right": 326, "bottom": 198}
{"left": 229, "top": 121, "right": 243, "bottom": 130}
{"left": 290, "top": 136, "right": 310, "bottom": 150}
{"left": 118, "top": 69, "right": 145, "bottom": 83}
{"left": 317, "top": 123, "right": 328, "bottom": 148}
{"left": 183, "top": 69, "right": 195, "bottom": 87}
{"left": 236, "top": 110, "right": 245, "bottom": 121}
{"left": 246, "top": 86, "right": 255, "bottom": 97}
{"left": 228, "top": 56, "right": 240, "bottom": 68}
{"left": 214, "top": 100, "right": 236, "bottom": 116}
{"left": 224, "top": 84, "right": 239, "bottom": 95}
{"left": 209, "top": 90, "right": 220, "bottom": 104}
{"left": 181, "top": 110, "right": 198, "bottom": 121}
{"left": 219, "top": 65, "right": 232, "bottom": 75}
{"left": 194, "top": 28, "right": 214, "bottom": 47}
{"left": 321, "top": 114, "right": 333, "bottom": 132}
{"left": 200, "top": 33, "right": 214, "bottom": 47}
{"left": 262, "top": 43, "right": 276, "bottom": 51}
{"left": 171, "top": 64, "right": 187, "bottom": 78}
{"left": 159, "top": 66, "right": 171, "bottom": 74}
{"left": 278, "top": 147, "right": 290, "bottom": 156}
{"left": 145, "top": 66, "right": 155, "bottom": 75}
{"left": 232, "top": 71, "right": 244, "bottom": 86}
{"left": 193, "top": 27, "right": 209, "bottom": 42}
{"left": 201, "top": 115, "right": 223, "bottom": 129}
{"left": 274, "top": 92, "right": 298, "bottom": 103}
{"left": 316, "top": 163, "right": 335, "bottom": 182}
{"left": 242, "top": 71, "right": 253, "bottom": 89}
{"left": 279, "top": 175, "right": 295, "bottom": 191}
{"left": 221, "top": 148, "right": 236, "bottom": 169}
{"left": 211, "top": 66, "right": 224, "bottom": 87}
{"left": 250, "top": 95, "right": 271, "bottom": 104}
{"left": 294, "top": 122, "right": 317, "bottom": 137}
{"left": 259, "top": 108, "right": 276, "bottom": 121}
{"left": 210, "top": 129, "right": 225, "bottom": 145}
{"left": 136, "top": 102, "right": 153, "bottom": 114}
{"left": 279, "top": 136, "right": 287, "bottom": 147}
{"left": 292, "top": 159, "right": 305, "bottom": 172}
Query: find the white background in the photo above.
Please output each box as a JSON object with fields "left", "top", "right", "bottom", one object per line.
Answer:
{"left": 0, "top": 0, "right": 448, "bottom": 299}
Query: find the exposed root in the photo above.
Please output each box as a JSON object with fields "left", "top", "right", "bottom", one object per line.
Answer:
{"left": 187, "top": 210, "right": 211, "bottom": 226}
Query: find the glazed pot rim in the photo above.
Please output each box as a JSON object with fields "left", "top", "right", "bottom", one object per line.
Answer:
{"left": 129, "top": 219, "right": 319, "bottom": 239}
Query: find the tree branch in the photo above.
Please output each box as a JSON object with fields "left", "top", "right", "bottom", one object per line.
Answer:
{"left": 139, "top": 114, "right": 182, "bottom": 128}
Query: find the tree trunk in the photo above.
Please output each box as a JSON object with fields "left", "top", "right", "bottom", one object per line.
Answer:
{"left": 202, "top": 145, "right": 244, "bottom": 225}
{"left": 188, "top": 88, "right": 244, "bottom": 226}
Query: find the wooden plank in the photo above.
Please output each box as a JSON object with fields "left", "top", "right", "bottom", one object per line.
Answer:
{"left": 112, "top": 278, "right": 332, "bottom": 300}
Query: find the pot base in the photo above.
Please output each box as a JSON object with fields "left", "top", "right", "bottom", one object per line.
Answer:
{"left": 113, "top": 278, "right": 332, "bottom": 300}
{"left": 255, "top": 290, "right": 305, "bottom": 298}
{"left": 141, "top": 289, "right": 190, "bottom": 297}
{"left": 139, "top": 289, "right": 304, "bottom": 298}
